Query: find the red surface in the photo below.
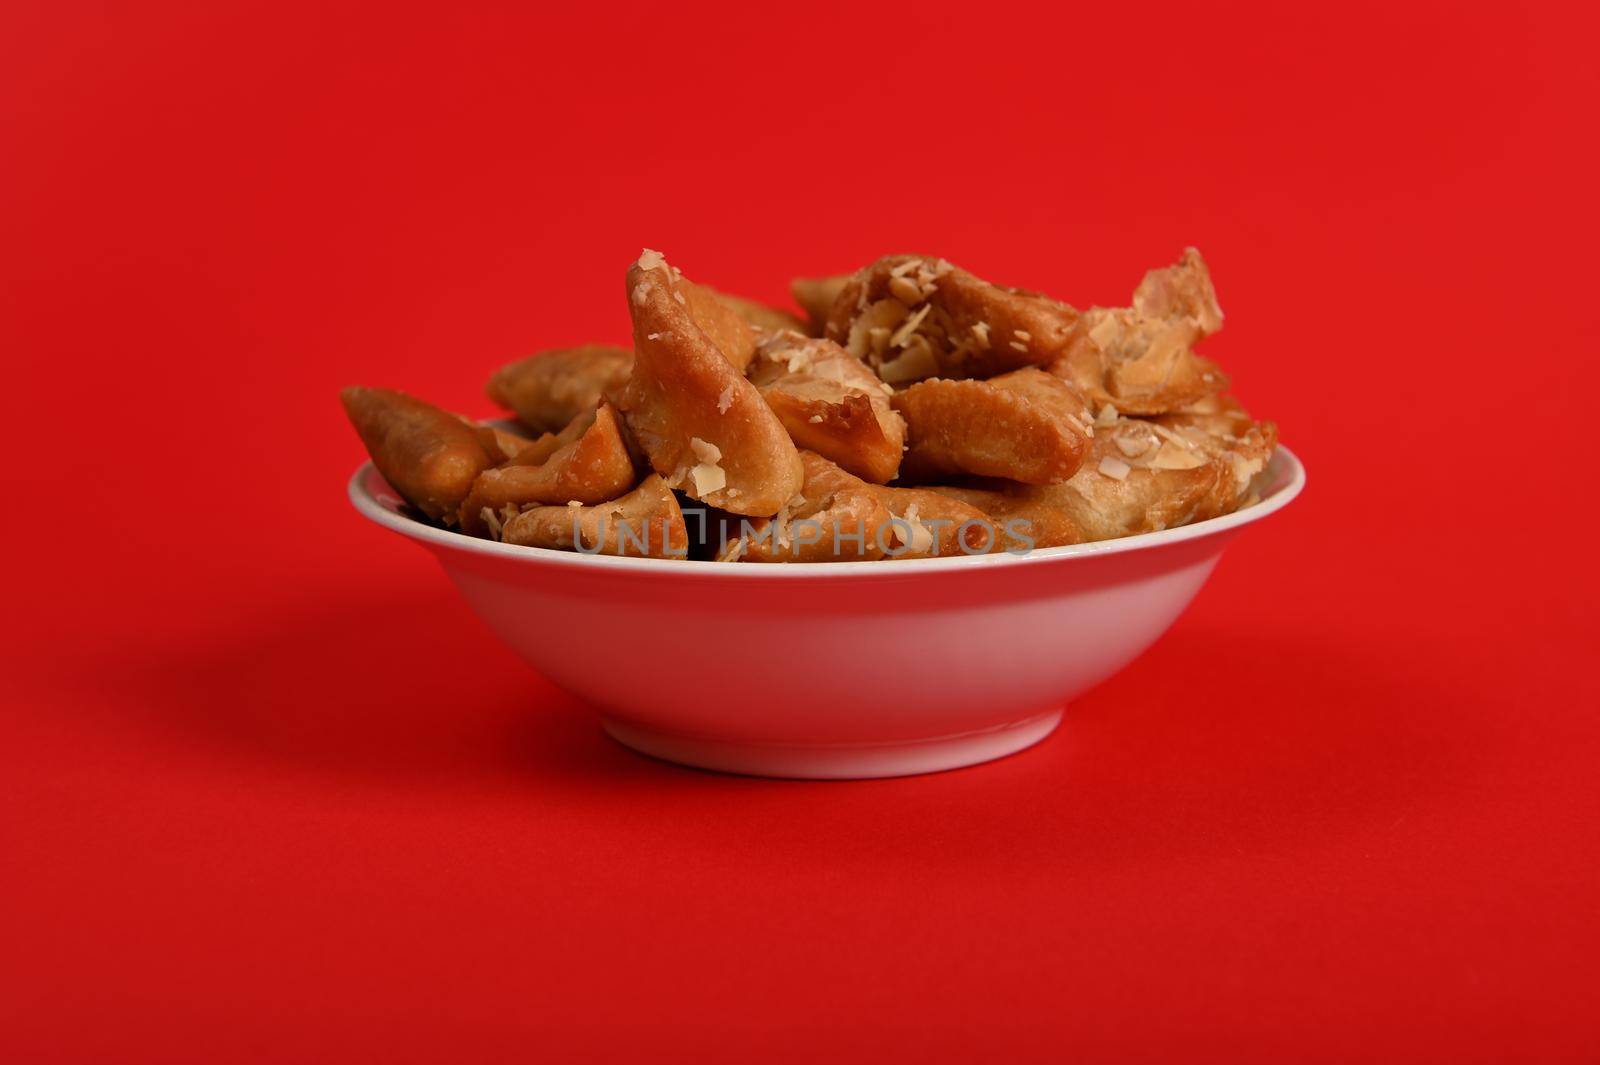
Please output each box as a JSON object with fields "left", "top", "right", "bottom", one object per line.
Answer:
{"left": 3, "top": 2, "right": 1598, "bottom": 1061}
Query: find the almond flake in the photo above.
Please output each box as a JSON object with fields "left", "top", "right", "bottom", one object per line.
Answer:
{"left": 1148, "top": 442, "right": 1207, "bottom": 470}
{"left": 1098, "top": 456, "right": 1132, "bottom": 480}
{"left": 689, "top": 437, "right": 722, "bottom": 464}
{"left": 888, "top": 303, "right": 932, "bottom": 348}
{"left": 889, "top": 275, "right": 924, "bottom": 304}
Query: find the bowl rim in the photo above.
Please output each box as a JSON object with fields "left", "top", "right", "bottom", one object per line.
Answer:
{"left": 347, "top": 444, "right": 1305, "bottom": 579}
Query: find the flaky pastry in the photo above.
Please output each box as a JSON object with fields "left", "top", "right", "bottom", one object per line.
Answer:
{"left": 970, "top": 407, "right": 1272, "bottom": 542}
{"left": 1049, "top": 248, "right": 1229, "bottom": 415}
{"left": 747, "top": 331, "right": 906, "bottom": 484}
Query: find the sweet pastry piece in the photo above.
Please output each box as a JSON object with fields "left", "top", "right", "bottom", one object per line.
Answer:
{"left": 730, "top": 451, "right": 894, "bottom": 563}
{"left": 790, "top": 274, "right": 849, "bottom": 334}
{"left": 487, "top": 345, "right": 634, "bottom": 434}
{"left": 724, "top": 452, "right": 994, "bottom": 561}
{"left": 1152, "top": 393, "right": 1277, "bottom": 509}
{"left": 969, "top": 407, "right": 1272, "bottom": 542}
{"left": 614, "top": 250, "right": 803, "bottom": 516}
{"left": 923, "top": 486, "right": 1085, "bottom": 550}
{"left": 870, "top": 483, "right": 996, "bottom": 559}
{"left": 503, "top": 407, "right": 597, "bottom": 467}
{"left": 747, "top": 331, "right": 906, "bottom": 484}
{"left": 499, "top": 474, "right": 687, "bottom": 559}
{"left": 1133, "top": 246, "right": 1225, "bottom": 334}
{"left": 341, "top": 386, "right": 494, "bottom": 524}
{"left": 674, "top": 276, "right": 762, "bottom": 372}
{"left": 825, "top": 255, "right": 1080, "bottom": 383}
{"left": 473, "top": 423, "right": 536, "bottom": 465}
{"left": 711, "top": 290, "right": 808, "bottom": 335}
{"left": 458, "top": 402, "right": 636, "bottom": 536}
{"left": 1049, "top": 248, "right": 1228, "bottom": 415}
{"left": 892, "top": 368, "right": 1093, "bottom": 485}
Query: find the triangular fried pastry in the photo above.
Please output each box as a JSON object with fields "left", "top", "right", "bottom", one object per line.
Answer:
{"left": 673, "top": 276, "right": 762, "bottom": 372}
{"left": 824, "top": 255, "right": 1080, "bottom": 383}
{"left": 486, "top": 345, "right": 634, "bottom": 434}
{"left": 500, "top": 474, "right": 687, "bottom": 559}
{"left": 892, "top": 368, "right": 1093, "bottom": 485}
{"left": 748, "top": 331, "right": 906, "bottom": 484}
{"left": 340, "top": 386, "right": 494, "bottom": 525}
{"left": 459, "top": 401, "right": 636, "bottom": 536}
{"left": 615, "top": 250, "right": 804, "bottom": 516}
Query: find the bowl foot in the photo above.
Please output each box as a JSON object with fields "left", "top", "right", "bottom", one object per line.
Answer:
{"left": 600, "top": 710, "right": 1062, "bottom": 780}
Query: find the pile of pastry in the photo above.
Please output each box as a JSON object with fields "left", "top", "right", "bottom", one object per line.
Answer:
{"left": 342, "top": 248, "right": 1276, "bottom": 561}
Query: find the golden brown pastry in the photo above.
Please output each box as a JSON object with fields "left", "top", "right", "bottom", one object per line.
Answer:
{"left": 1133, "top": 246, "right": 1224, "bottom": 334}
{"left": 892, "top": 368, "right": 1093, "bottom": 485}
{"left": 471, "top": 423, "right": 536, "bottom": 465}
{"left": 974, "top": 408, "right": 1272, "bottom": 542}
{"left": 730, "top": 451, "right": 894, "bottom": 563}
{"left": 709, "top": 289, "right": 808, "bottom": 335}
{"left": 499, "top": 474, "right": 687, "bottom": 559}
{"left": 341, "top": 386, "right": 495, "bottom": 524}
{"left": 1048, "top": 248, "right": 1228, "bottom": 415}
{"left": 923, "top": 486, "right": 1085, "bottom": 550}
{"left": 825, "top": 255, "right": 1080, "bottom": 383}
{"left": 790, "top": 274, "right": 849, "bottom": 335}
{"left": 722, "top": 452, "right": 997, "bottom": 562}
{"left": 458, "top": 402, "right": 636, "bottom": 536}
{"left": 503, "top": 407, "right": 598, "bottom": 468}
{"left": 675, "top": 276, "right": 761, "bottom": 372}
{"left": 869, "top": 483, "right": 997, "bottom": 559}
{"left": 747, "top": 331, "right": 907, "bottom": 484}
{"left": 1152, "top": 393, "right": 1277, "bottom": 509}
{"left": 486, "top": 345, "right": 634, "bottom": 434}
{"left": 614, "top": 250, "right": 803, "bottom": 516}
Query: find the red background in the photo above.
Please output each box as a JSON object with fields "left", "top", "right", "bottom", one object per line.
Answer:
{"left": 4, "top": 2, "right": 1598, "bottom": 1061}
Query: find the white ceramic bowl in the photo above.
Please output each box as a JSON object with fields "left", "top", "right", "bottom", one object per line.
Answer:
{"left": 348, "top": 446, "right": 1304, "bottom": 779}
